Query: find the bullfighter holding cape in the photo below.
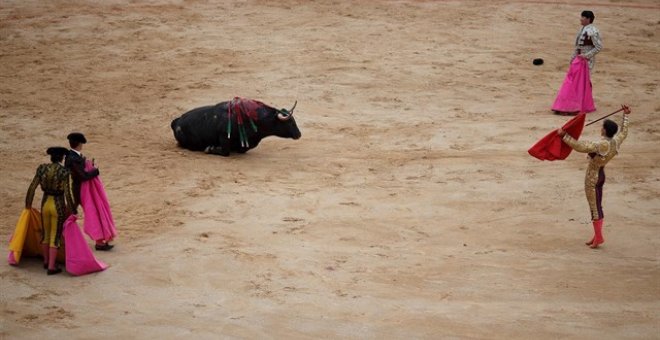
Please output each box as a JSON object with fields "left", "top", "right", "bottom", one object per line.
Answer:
{"left": 79, "top": 159, "right": 118, "bottom": 246}
{"left": 529, "top": 105, "right": 631, "bottom": 248}
{"left": 66, "top": 132, "right": 117, "bottom": 250}
{"left": 8, "top": 146, "right": 107, "bottom": 276}
{"left": 552, "top": 10, "right": 602, "bottom": 115}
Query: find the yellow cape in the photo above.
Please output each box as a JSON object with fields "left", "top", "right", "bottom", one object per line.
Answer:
{"left": 8, "top": 208, "right": 65, "bottom": 265}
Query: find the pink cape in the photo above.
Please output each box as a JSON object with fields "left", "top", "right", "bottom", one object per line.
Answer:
{"left": 80, "top": 160, "right": 117, "bottom": 242}
{"left": 551, "top": 57, "right": 596, "bottom": 113}
{"left": 63, "top": 214, "right": 108, "bottom": 276}
{"left": 528, "top": 113, "right": 586, "bottom": 161}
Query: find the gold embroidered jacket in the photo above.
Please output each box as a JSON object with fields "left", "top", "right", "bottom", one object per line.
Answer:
{"left": 562, "top": 114, "right": 629, "bottom": 188}
{"left": 25, "top": 162, "right": 76, "bottom": 211}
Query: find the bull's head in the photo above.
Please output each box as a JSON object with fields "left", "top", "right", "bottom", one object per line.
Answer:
{"left": 274, "top": 101, "right": 301, "bottom": 140}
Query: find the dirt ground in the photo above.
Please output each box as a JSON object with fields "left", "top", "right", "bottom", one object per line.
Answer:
{"left": 1, "top": 0, "right": 659, "bottom": 338}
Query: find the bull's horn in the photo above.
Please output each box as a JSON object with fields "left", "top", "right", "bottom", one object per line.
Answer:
{"left": 277, "top": 101, "right": 297, "bottom": 121}
{"left": 277, "top": 109, "right": 292, "bottom": 121}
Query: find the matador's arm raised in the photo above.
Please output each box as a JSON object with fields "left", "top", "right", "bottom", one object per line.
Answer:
{"left": 613, "top": 114, "right": 630, "bottom": 146}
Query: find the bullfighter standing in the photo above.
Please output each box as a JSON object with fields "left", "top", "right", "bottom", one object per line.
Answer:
{"left": 25, "top": 147, "right": 76, "bottom": 275}
{"left": 557, "top": 105, "right": 631, "bottom": 248}
{"left": 571, "top": 10, "right": 603, "bottom": 71}
{"left": 65, "top": 132, "right": 114, "bottom": 251}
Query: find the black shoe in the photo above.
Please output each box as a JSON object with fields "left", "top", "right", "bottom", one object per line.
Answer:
{"left": 43, "top": 263, "right": 48, "bottom": 269}
{"left": 553, "top": 110, "right": 578, "bottom": 116}
{"left": 95, "top": 243, "right": 114, "bottom": 251}
{"left": 47, "top": 268, "right": 62, "bottom": 275}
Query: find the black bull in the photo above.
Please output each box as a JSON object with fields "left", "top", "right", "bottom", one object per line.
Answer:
{"left": 171, "top": 100, "right": 301, "bottom": 156}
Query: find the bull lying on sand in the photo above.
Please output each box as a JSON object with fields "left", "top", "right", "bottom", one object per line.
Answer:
{"left": 171, "top": 97, "right": 301, "bottom": 156}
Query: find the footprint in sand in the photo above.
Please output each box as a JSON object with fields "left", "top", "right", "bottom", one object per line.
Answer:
{"left": 286, "top": 225, "right": 306, "bottom": 235}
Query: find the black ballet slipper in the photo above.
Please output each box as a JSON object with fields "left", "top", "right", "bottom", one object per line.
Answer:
{"left": 95, "top": 243, "right": 114, "bottom": 251}
{"left": 47, "top": 268, "right": 62, "bottom": 275}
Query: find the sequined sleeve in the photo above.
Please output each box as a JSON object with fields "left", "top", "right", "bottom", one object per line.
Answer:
{"left": 562, "top": 134, "right": 608, "bottom": 154}
{"left": 613, "top": 114, "right": 630, "bottom": 146}
{"left": 25, "top": 165, "right": 43, "bottom": 208}
{"left": 582, "top": 26, "right": 603, "bottom": 59}
{"left": 62, "top": 169, "right": 76, "bottom": 213}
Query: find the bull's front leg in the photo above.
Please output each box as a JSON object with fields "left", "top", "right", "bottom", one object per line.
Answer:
{"left": 204, "top": 145, "right": 230, "bottom": 156}
{"left": 205, "top": 134, "right": 231, "bottom": 156}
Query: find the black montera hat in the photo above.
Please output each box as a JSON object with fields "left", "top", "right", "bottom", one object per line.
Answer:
{"left": 581, "top": 11, "right": 595, "bottom": 21}
{"left": 67, "top": 132, "right": 87, "bottom": 144}
{"left": 46, "top": 147, "right": 69, "bottom": 157}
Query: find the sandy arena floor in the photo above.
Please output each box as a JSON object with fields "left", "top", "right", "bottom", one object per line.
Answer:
{"left": 1, "top": 0, "right": 659, "bottom": 338}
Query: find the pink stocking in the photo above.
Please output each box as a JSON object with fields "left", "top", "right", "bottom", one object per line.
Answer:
{"left": 48, "top": 247, "right": 59, "bottom": 270}
{"left": 41, "top": 244, "right": 49, "bottom": 267}
{"left": 590, "top": 219, "right": 604, "bottom": 248}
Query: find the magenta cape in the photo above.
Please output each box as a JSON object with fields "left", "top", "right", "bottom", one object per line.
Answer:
{"left": 551, "top": 58, "right": 595, "bottom": 113}
{"left": 528, "top": 113, "right": 586, "bottom": 161}
{"left": 63, "top": 215, "right": 108, "bottom": 276}
{"left": 80, "top": 160, "right": 117, "bottom": 242}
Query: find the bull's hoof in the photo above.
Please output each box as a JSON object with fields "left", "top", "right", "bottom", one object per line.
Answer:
{"left": 205, "top": 146, "right": 230, "bottom": 156}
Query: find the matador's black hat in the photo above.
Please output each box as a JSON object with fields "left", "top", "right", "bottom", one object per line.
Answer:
{"left": 46, "top": 147, "right": 68, "bottom": 157}
{"left": 67, "top": 132, "right": 87, "bottom": 144}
